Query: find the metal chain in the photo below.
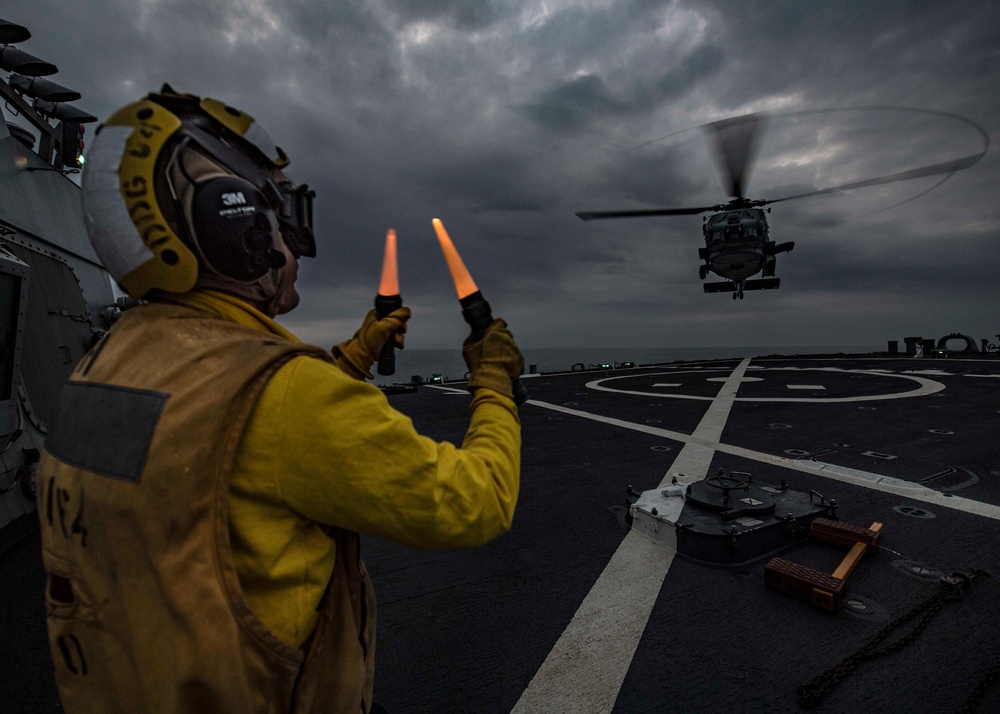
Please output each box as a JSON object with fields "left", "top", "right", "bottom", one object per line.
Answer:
{"left": 47, "top": 309, "right": 91, "bottom": 323}
{"left": 959, "top": 662, "right": 1000, "bottom": 713}
{"left": 795, "top": 569, "right": 987, "bottom": 709}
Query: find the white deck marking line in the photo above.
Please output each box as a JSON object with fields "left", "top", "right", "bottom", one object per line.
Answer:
{"left": 521, "top": 400, "right": 1000, "bottom": 522}
{"left": 715, "top": 444, "right": 1000, "bottom": 521}
{"left": 510, "top": 359, "right": 752, "bottom": 714}
{"left": 787, "top": 385, "right": 825, "bottom": 390}
{"left": 425, "top": 385, "right": 470, "bottom": 395}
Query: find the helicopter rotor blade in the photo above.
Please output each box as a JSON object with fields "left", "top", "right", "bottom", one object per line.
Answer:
{"left": 576, "top": 205, "right": 718, "bottom": 221}
{"left": 704, "top": 113, "right": 768, "bottom": 199}
{"left": 761, "top": 149, "right": 987, "bottom": 207}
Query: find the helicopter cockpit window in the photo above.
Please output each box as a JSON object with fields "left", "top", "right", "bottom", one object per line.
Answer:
{"left": 708, "top": 209, "right": 766, "bottom": 243}
{"left": 0, "top": 246, "right": 30, "bottom": 436}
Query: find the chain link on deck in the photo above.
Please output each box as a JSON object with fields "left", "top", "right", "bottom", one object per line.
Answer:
{"left": 795, "top": 569, "right": 988, "bottom": 710}
{"left": 960, "top": 662, "right": 1000, "bottom": 713}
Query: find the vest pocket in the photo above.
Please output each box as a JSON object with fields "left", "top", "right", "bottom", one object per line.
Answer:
{"left": 49, "top": 574, "right": 75, "bottom": 605}
{"left": 45, "top": 570, "right": 80, "bottom": 620}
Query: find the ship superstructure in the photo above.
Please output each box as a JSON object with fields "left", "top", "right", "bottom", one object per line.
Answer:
{"left": 0, "top": 17, "right": 118, "bottom": 552}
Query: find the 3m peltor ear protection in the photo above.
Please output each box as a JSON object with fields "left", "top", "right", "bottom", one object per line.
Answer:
{"left": 189, "top": 175, "right": 286, "bottom": 282}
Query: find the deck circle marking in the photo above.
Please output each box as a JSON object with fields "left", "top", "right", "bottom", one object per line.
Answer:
{"left": 651, "top": 445, "right": 672, "bottom": 452}
{"left": 585, "top": 368, "right": 945, "bottom": 403}
{"left": 928, "top": 429, "right": 954, "bottom": 435}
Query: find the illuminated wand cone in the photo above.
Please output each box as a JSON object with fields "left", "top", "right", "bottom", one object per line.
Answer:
{"left": 375, "top": 228, "right": 402, "bottom": 376}
{"left": 432, "top": 218, "right": 528, "bottom": 404}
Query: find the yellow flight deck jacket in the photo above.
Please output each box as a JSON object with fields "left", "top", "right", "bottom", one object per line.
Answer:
{"left": 216, "top": 290, "right": 522, "bottom": 646}
{"left": 38, "top": 290, "right": 520, "bottom": 713}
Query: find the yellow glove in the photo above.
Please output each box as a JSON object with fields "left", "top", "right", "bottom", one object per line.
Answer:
{"left": 333, "top": 307, "right": 411, "bottom": 380}
{"left": 462, "top": 318, "right": 524, "bottom": 400}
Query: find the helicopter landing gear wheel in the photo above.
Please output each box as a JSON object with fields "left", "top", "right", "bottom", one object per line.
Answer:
{"left": 732, "top": 292, "right": 737, "bottom": 300}
{"left": 739, "top": 291, "right": 744, "bottom": 299}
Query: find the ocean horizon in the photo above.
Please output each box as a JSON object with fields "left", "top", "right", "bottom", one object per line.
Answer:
{"left": 372, "top": 345, "right": 882, "bottom": 385}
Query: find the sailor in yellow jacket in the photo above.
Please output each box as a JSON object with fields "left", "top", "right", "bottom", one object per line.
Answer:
{"left": 38, "top": 86, "right": 523, "bottom": 714}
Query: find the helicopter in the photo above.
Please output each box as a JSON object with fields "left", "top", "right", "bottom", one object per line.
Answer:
{"left": 576, "top": 110, "right": 989, "bottom": 299}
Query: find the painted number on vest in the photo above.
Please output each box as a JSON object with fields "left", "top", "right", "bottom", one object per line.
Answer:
{"left": 45, "top": 477, "right": 88, "bottom": 548}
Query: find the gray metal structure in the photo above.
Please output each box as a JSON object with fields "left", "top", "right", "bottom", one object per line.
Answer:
{"left": 0, "top": 19, "right": 116, "bottom": 552}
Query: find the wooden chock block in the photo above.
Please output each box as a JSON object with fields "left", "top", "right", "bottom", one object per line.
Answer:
{"left": 764, "top": 557, "right": 847, "bottom": 612}
{"left": 810, "top": 518, "right": 882, "bottom": 554}
{"left": 765, "top": 520, "right": 885, "bottom": 613}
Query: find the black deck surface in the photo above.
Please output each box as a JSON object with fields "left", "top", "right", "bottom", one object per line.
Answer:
{"left": 3, "top": 355, "right": 999, "bottom": 713}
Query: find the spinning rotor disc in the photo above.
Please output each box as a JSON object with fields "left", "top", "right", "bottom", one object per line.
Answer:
{"left": 576, "top": 106, "right": 989, "bottom": 222}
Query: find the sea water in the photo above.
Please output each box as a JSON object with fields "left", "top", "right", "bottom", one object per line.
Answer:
{"left": 373, "top": 345, "right": 880, "bottom": 385}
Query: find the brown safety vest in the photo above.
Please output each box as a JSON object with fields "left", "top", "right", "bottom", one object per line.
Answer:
{"left": 38, "top": 302, "right": 376, "bottom": 713}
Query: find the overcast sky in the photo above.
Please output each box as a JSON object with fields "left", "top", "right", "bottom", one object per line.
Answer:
{"left": 6, "top": 1, "right": 999, "bottom": 350}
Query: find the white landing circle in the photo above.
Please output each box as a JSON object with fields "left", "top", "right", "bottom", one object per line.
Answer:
{"left": 585, "top": 367, "right": 945, "bottom": 403}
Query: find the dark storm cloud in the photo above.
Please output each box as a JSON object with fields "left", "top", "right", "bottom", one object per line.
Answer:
{"left": 521, "top": 74, "right": 629, "bottom": 134}
{"left": 519, "top": 41, "right": 724, "bottom": 134}
{"left": 380, "top": 0, "right": 502, "bottom": 30}
{"left": 5, "top": 0, "right": 998, "bottom": 349}
{"left": 413, "top": 148, "right": 549, "bottom": 212}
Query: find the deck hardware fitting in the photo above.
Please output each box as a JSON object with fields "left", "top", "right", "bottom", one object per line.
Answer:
{"left": 862, "top": 451, "right": 897, "bottom": 460}
{"left": 890, "top": 560, "right": 945, "bottom": 581}
{"left": 892, "top": 505, "right": 935, "bottom": 519}
{"left": 844, "top": 598, "right": 870, "bottom": 613}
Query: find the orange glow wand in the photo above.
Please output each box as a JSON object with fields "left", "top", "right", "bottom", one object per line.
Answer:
{"left": 432, "top": 218, "right": 528, "bottom": 404}
{"left": 375, "top": 229, "right": 402, "bottom": 376}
